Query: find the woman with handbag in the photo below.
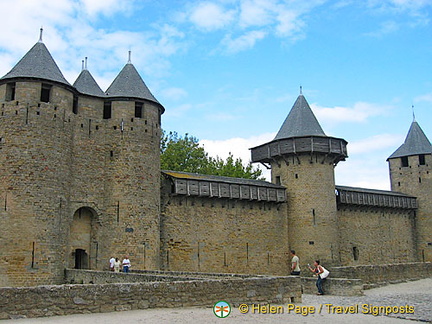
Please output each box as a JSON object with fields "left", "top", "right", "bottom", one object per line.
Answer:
{"left": 308, "top": 260, "right": 329, "bottom": 295}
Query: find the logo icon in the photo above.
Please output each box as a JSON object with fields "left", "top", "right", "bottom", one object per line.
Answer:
{"left": 213, "top": 301, "right": 231, "bottom": 318}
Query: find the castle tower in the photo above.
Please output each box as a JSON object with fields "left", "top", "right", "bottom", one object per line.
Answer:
{"left": 387, "top": 120, "right": 432, "bottom": 262}
{"left": 251, "top": 92, "right": 348, "bottom": 267}
{"left": 0, "top": 32, "right": 77, "bottom": 286}
{"left": 100, "top": 52, "right": 164, "bottom": 271}
{"left": 0, "top": 32, "right": 164, "bottom": 287}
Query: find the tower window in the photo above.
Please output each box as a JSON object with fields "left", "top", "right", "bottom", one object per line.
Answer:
{"left": 40, "top": 83, "right": 52, "bottom": 103}
{"left": 353, "top": 246, "right": 359, "bottom": 261}
{"left": 401, "top": 156, "right": 409, "bottom": 167}
{"left": 103, "top": 102, "right": 112, "bottom": 119}
{"left": 275, "top": 176, "right": 281, "bottom": 185}
{"left": 72, "top": 95, "right": 78, "bottom": 114}
{"left": 5, "top": 82, "right": 16, "bottom": 101}
{"left": 419, "top": 154, "right": 426, "bottom": 165}
{"left": 135, "top": 102, "right": 143, "bottom": 118}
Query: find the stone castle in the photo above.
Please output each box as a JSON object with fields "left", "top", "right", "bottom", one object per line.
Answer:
{"left": 0, "top": 32, "right": 431, "bottom": 287}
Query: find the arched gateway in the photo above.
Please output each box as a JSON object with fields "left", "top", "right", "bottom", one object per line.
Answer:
{"left": 68, "top": 207, "right": 98, "bottom": 269}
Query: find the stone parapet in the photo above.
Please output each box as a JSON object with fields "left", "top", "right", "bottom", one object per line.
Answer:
{"left": 301, "top": 277, "right": 364, "bottom": 296}
{"left": 0, "top": 275, "right": 302, "bottom": 319}
{"left": 330, "top": 262, "right": 432, "bottom": 285}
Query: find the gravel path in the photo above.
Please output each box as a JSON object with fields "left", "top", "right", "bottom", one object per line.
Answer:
{"left": 3, "top": 278, "right": 431, "bottom": 323}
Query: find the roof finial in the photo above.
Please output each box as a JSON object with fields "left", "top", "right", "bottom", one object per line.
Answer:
{"left": 84, "top": 57, "right": 88, "bottom": 70}
{"left": 300, "top": 85, "right": 303, "bottom": 95}
{"left": 128, "top": 50, "right": 132, "bottom": 64}
{"left": 39, "top": 27, "right": 43, "bottom": 43}
{"left": 81, "top": 59, "right": 85, "bottom": 71}
{"left": 412, "top": 104, "right": 416, "bottom": 122}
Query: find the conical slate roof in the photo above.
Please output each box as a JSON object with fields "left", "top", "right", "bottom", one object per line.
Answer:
{"left": 388, "top": 121, "right": 432, "bottom": 159}
{"left": 73, "top": 69, "right": 105, "bottom": 97}
{"left": 105, "top": 62, "right": 159, "bottom": 104}
{"left": 1, "top": 41, "right": 70, "bottom": 86}
{"left": 274, "top": 94, "right": 325, "bottom": 140}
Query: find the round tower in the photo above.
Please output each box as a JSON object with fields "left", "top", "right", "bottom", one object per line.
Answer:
{"left": 387, "top": 120, "right": 432, "bottom": 262}
{"left": 0, "top": 31, "right": 76, "bottom": 286}
{"left": 98, "top": 52, "right": 164, "bottom": 270}
{"left": 251, "top": 92, "right": 347, "bottom": 268}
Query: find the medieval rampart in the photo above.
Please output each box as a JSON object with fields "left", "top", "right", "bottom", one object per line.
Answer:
{"left": 160, "top": 196, "right": 289, "bottom": 275}
{"left": 0, "top": 275, "right": 302, "bottom": 319}
{"left": 330, "top": 262, "right": 432, "bottom": 286}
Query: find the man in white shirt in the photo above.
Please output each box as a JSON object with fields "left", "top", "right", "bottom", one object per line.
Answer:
{"left": 122, "top": 256, "right": 131, "bottom": 273}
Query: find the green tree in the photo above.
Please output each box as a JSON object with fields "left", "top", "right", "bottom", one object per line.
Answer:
{"left": 208, "top": 153, "right": 263, "bottom": 179}
{"left": 160, "top": 131, "right": 211, "bottom": 174}
{"left": 160, "top": 131, "right": 263, "bottom": 180}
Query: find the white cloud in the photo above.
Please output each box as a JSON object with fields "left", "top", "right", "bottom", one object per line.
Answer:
{"left": 274, "top": 6, "right": 305, "bottom": 38}
{"left": 311, "top": 102, "right": 392, "bottom": 126}
{"left": 336, "top": 133, "right": 404, "bottom": 190}
{"left": 365, "top": 20, "right": 399, "bottom": 37}
{"left": 348, "top": 134, "right": 404, "bottom": 154}
{"left": 189, "top": 2, "right": 236, "bottom": 31}
{"left": 161, "top": 87, "right": 188, "bottom": 101}
{"left": 336, "top": 157, "right": 391, "bottom": 190}
{"left": 368, "top": 0, "right": 432, "bottom": 12}
{"left": 79, "top": 0, "right": 136, "bottom": 17}
{"left": 239, "top": 0, "right": 274, "bottom": 28}
{"left": 366, "top": 0, "right": 432, "bottom": 27}
{"left": 200, "top": 133, "right": 276, "bottom": 180}
{"left": 163, "top": 104, "right": 193, "bottom": 118}
{"left": 221, "top": 30, "right": 267, "bottom": 54}
{"left": 183, "top": 0, "right": 325, "bottom": 53}
{"left": 415, "top": 92, "right": 432, "bottom": 103}
{"left": 0, "top": 1, "right": 187, "bottom": 92}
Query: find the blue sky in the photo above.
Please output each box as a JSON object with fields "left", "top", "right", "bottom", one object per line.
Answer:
{"left": 0, "top": 0, "right": 431, "bottom": 189}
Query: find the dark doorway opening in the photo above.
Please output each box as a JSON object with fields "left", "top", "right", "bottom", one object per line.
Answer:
{"left": 74, "top": 248, "right": 89, "bottom": 269}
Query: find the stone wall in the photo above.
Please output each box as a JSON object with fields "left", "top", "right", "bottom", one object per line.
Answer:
{"left": 160, "top": 193, "right": 289, "bottom": 275}
{"left": 301, "top": 277, "right": 363, "bottom": 296}
{"left": 337, "top": 206, "right": 417, "bottom": 266}
{"left": 0, "top": 276, "right": 302, "bottom": 319}
{"left": 330, "top": 262, "right": 432, "bottom": 286}
{"left": 65, "top": 269, "right": 209, "bottom": 284}
{"left": 65, "top": 269, "right": 270, "bottom": 285}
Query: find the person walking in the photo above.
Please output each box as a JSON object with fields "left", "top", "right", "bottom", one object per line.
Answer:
{"left": 308, "top": 260, "right": 329, "bottom": 295}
